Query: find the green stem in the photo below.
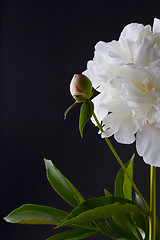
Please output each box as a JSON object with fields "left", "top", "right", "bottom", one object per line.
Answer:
{"left": 92, "top": 111, "right": 149, "bottom": 212}
{"left": 149, "top": 166, "right": 156, "bottom": 240}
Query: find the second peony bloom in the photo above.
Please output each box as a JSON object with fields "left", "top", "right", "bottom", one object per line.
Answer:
{"left": 83, "top": 18, "right": 160, "bottom": 167}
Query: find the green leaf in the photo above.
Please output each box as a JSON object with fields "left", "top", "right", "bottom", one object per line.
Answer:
{"left": 64, "top": 101, "right": 77, "bottom": 120}
{"left": 106, "top": 215, "right": 139, "bottom": 240}
{"left": 115, "top": 154, "right": 134, "bottom": 201}
{"left": 104, "top": 189, "right": 112, "bottom": 197}
{"left": 4, "top": 204, "right": 68, "bottom": 225}
{"left": 134, "top": 194, "right": 160, "bottom": 240}
{"left": 134, "top": 193, "right": 149, "bottom": 239}
{"left": 134, "top": 193, "right": 148, "bottom": 212}
{"left": 59, "top": 196, "right": 132, "bottom": 225}
{"left": 79, "top": 100, "right": 94, "bottom": 138}
{"left": 64, "top": 203, "right": 144, "bottom": 229}
{"left": 58, "top": 196, "right": 146, "bottom": 227}
{"left": 44, "top": 159, "right": 84, "bottom": 207}
{"left": 47, "top": 229, "right": 98, "bottom": 240}
{"left": 90, "top": 217, "right": 117, "bottom": 239}
{"left": 113, "top": 156, "right": 139, "bottom": 239}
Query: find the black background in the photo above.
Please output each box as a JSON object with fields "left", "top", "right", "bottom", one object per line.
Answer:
{"left": 1, "top": 0, "right": 160, "bottom": 239}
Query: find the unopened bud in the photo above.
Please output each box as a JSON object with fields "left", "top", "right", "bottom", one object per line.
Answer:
{"left": 70, "top": 74, "right": 93, "bottom": 103}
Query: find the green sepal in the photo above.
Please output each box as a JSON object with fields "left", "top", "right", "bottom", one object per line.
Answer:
{"left": 64, "top": 101, "right": 77, "bottom": 119}
{"left": 4, "top": 204, "right": 68, "bottom": 225}
{"left": 47, "top": 229, "right": 98, "bottom": 240}
{"left": 44, "top": 159, "right": 84, "bottom": 207}
{"left": 115, "top": 154, "right": 134, "bottom": 201}
{"left": 79, "top": 100, "right": 94, "bottom": 138}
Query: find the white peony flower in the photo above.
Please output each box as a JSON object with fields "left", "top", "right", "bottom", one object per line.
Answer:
{"left": 83, "top": 18, "right": 160, "bottom": 167}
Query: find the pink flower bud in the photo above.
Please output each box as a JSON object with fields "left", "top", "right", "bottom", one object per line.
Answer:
{"left": 70, "top": 74, "right": 93, "bottom": 102}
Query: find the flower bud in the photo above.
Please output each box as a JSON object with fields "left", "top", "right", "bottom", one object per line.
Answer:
{"left": 70, "top": 74, "right": 93, "bottom": 102}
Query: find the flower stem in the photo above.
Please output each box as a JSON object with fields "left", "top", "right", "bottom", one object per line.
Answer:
{"left": 92, "top": 111, "right": 149, "bottom": 212}
{"left": 149, "top": 166, "right": 156, "bottom": 240}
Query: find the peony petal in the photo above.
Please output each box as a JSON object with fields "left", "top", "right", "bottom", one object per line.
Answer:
{"left": 102, "top": 104, "right": 138, "bottom": 144}
{"left": 119, "top": 38, "right": 159, "bottom": 67}
{"left": 147, "top": 108, "right": 160, "bottom": 124}
{"left": 120, "top": 23, "right": 151, "bottom": 43}
{"left": 91, "top": 87, "right": 120, "bottom": 125}
{"left": 153, "top": 18, "right": 160, "bottom": 33}
{"left": 136, "top": 124, "right": 160, "bottom": 166}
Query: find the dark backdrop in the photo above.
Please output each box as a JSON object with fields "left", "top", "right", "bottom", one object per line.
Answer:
{"left": 1, "top": 1, "right": 160, "bottom": 239}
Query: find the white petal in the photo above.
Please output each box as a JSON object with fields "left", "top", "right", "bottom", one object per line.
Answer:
{"left": 120, "top": 23, "right": 151, "bottom": 43}
{"left": 153, "top": 18, "right": 160, "bottom": 33}
{"left": 102, "top": 104, "right": 137, "bottom": 144}
{"left": 91, "top": 88, "right": 120, "bottom": 125}
{"left": 119, "top": 38, "right": 159, "bottom": 67}
{"left": 147, "top": 108, "right": 160, "bottom": 124}
{"left": 83, "top": 41, "right": 111, "bottom": 90}
{"left": 136, "top": 124, "right": 160, "bottom": 166}
{"left": 91, "top": 92, "right": 108, "bottom": 125}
